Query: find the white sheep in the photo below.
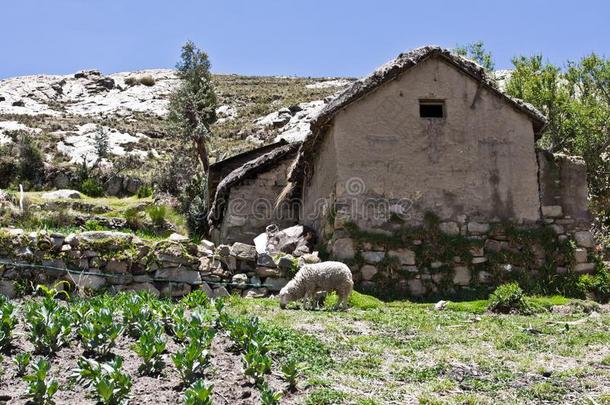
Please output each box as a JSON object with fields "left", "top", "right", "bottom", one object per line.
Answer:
{"left": 279, "top": 261, "right": 353, "bottom": 310}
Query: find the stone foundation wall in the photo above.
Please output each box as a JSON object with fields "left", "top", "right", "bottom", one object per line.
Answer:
{"left": 0, "top": 229, "right": 296, "bottom": 300}
{"left": 329, "top": 218, "right": 597, "bottom": 298}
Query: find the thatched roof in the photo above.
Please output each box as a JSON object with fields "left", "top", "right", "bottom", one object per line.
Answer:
{"left": 208, "top": 142, "right": 300, "bottom": 228}
{"left": 287, "top": 45, "right": 548, "bottom": 192}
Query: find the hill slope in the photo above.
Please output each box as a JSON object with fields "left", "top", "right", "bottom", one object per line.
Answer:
{"left": 0, "top": 69, "right": 353, "bottom": 181}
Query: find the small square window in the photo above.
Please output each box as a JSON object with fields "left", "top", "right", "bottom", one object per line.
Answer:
{"left": 419, "top": 101, "right": 445, "bottom": 118}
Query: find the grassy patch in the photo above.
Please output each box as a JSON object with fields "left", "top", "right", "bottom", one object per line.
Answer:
{"left": 224, "top": 293, "right": 610, "bottom": 403}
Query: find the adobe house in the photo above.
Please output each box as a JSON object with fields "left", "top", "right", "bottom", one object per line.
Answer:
{"left": 208, "top": 141, "right": 300, "bottom": 244}
{"left": 210, "top": 46, "right": 596, "bottom": 297}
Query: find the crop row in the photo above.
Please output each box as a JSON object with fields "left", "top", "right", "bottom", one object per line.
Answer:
{"left": 0, "top": 286, "right": 299, "bottom": 404}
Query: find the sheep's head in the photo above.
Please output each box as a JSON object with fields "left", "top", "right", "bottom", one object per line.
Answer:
{"left": 279, "top": 288, "right": 289, "bottom": 309}
{"left": 278, "top": 279, "right": 298, "bottom": 309}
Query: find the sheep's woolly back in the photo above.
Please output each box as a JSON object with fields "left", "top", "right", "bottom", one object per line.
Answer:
{"left": 280, "top": 261, "right": 353, "bottom": 303}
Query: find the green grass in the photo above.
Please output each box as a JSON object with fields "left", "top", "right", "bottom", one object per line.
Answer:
{"left": 3, "top": 193, "right": 189, "bottom": 240}
{"left": 228, "top": 293, "right": 610, "bottom": 404}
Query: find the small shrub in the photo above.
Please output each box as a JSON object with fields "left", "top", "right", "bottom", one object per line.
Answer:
{"left": 183, "top": 380, "right": 213, "bottom": 405}
{"left": 123, "top": 207, "right": 143, "bottom": 230}
{"left": 137, "top": 184, "right": 153, "bottom": 199}
{"left": 488, "top": 282, "right": 531, "bottom": 314}
{"left": 0, "top": 301, "right": 17, "bottom": 350}
{"left": 147, "top": 205, "right": 167, "bottom": 227}
{"left": 84, "top": 219, "right": 105, "bottom": 231}
{"left": 24, "top": 297, "right": 72, "bottom": 354}
{"left": 23, "top": 358, "right": 59, "bottom": 404}
{"left": 242, "top": 344, "right": 272, "bottom": 386}
{"left": 71, "top": 356, "right": 132, "bottom": 405}
{"left": 13, "top": 352, "right": 31, "bottom": 376}
{"left": 132, "top": 323, "right": 166, "bottom": 375}
{"left": 138, "top": 75, "right": 156, "bottom": 86}
{"left": 79, "top": 307, "right": 123, "bottom": 357}
{"left": 281, "top": 358, "right": 302, "bottom": 390}
{"left": 80, "top": 178, "right": 104, "bottom": 197}
{"left": 577, "top": 262, "right": 610, "bottom": 302}
{"left": 17, "top": 133, "right": 45, "bottom": 187}
{"left": 171, "top": 341, "right": 210, "bottom": 386}
{"left": 124, "top": 77, "right": 137, "bottom": 86}
{"left": 260, "top": 383, "right": 282, "bottom": 405}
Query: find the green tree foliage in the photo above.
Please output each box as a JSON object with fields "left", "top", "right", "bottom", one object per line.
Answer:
{"left": 168, "top": 41, "right": 218, "bottom": 173}
{"left": 454, "top": 41, "right": 495, "bottom": 71}
{"left": 17, "top": 133, "right": 45, "bottom": 188}
{"left": 166, "top": 41, "right": 218, "bottom": 237}
{"left": 505, "top": 53, "right": 610, "bottom": 222}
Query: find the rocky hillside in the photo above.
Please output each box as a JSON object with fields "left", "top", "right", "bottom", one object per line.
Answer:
{"left": 0, "top": 69, "right": 353, "bottom": 181}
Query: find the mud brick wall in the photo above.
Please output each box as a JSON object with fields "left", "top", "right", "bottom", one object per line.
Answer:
{"left": 323, "top": 151, "right": 598, "bottom": 298}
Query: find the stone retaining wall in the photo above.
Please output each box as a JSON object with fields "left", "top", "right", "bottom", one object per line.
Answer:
{"left": 0, "top": 229, "right": 297, "bottom": 299}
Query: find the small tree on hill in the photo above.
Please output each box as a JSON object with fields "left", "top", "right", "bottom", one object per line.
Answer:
{"left": 168, "top": 41, "right": 218, "bottom": 173}
{"left": 454, "top": 41, "right": 495, "bottom": 72}
{"left": 17, "top": 133, "right": 45, "bottom": 188}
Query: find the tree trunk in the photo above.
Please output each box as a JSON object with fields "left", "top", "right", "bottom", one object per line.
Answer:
{"left": 193, "top": 138, "right": 209, "bottom": 174}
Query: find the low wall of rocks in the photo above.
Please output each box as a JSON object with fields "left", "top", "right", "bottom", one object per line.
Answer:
{"left": 329, "top": 217, "right": 598, "bottom": 298}
{"left": 0, "top": 229, "right": 298, "bottom": 299}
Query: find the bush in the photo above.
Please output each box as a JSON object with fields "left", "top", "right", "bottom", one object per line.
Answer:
{"left": 80, "top": 178, "right": 104, "bottom": 197}
{"left": 124, "top": 77, "right": 138, "bottom": 86}
{"left": 154, "top": 149, "right": 198, "bottom": 196}
{"left": 0, "top": 148, "right": 17, "bottom": 188}
{"left": 147, "top": 205, "right": 167, "bottom": 226}
{"left": 487, "top": 282, "right": 531, "bottom": 314}
{"left": 577, "top": 262, "right": 610, "bottom": 302}
{"left": 137, "top": 184, "right": 153, "bottom": 199}
{"left": 184, "top": 174, "right": 209, "bottom": 237}
{"left": 139, "top": 75, "right": 156, "bottom": 86}
{"left": 123, "top": 207, "right": 143, "bottom": 230}
{"left": 17, "top": 133, "right": 45, "bottom": 187}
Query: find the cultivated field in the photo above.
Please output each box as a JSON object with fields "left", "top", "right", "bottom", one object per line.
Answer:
{"left": 0, "top": 288, "right": 608, "bottom": 404}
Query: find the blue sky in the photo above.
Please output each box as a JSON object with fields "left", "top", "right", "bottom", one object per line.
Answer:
{"left": 1, "top": 0, "right": 609, "bottom": 79}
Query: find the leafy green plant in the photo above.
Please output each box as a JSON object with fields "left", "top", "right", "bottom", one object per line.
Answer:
{"left": 122, "top": 294, "right": 155, "bottom": 338}
{"left": 137, "top": 184, "right": 153, "bottom": 198}
{"left": 0, "top": 301, "right": 17, "bottom": 350}
{"left": 71, "top": 356, "right": 132, "bottom": 405}
{"left": 183, "top": 379, "right": 214, "bottom": 405}
{"left": 281, "top": 358, "right": 303, "bottom": 390}
{"left": 488, "top": 282, "right": 531, "bottom": 314}
{"left": 224, "top": 316, "right": 269, "bottom": 354}
{"left": 13, "top": 352, "right": 31, "bottom": 376}
{"left": 577, "top": 262, "right": 610, "bottom": 302}
{"left": 242, "top": 344, "right": 272, "bottom": 386}
{"left": 24, "top": 297, "right": 72, "bottom": 354}
{"left": 17, "top": 133, "right": 45, "bottom": 187}
{"left": 181, "top": 290, "right": 211, "bottom": 309}
{"left": 170, "top": 308, "right": 215, "bottom": 346}
{"left": 171, "top": 341, "right": 210, "bottom": 386}
{"left": 34, "top": 281, "right": 71, "bottom": 300}
{"left": 260, "top": 383, "right": 282, "bottom": 405}
{"left": 79, "top": 307, "right": 123, "bottom": 357}
{"left": 84, "top": 219, "right": 105, "bottom": 231}
{"left": 80, "top": 178, "right": 104, "bottom": 197}
{"left": 147, "top": 205, "right": 167, "bottom": 227}
{"left": 132, "top": 323, "right": 166, "bottom": 375}
{"left": 23, "top": 358, "right": 59, "bottom": 404}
